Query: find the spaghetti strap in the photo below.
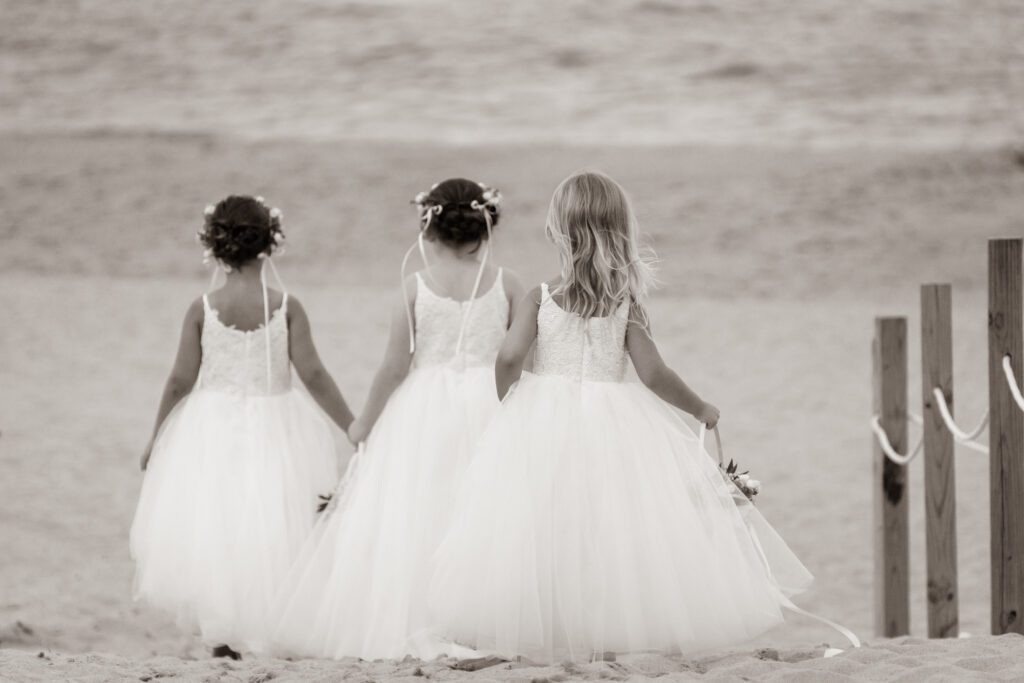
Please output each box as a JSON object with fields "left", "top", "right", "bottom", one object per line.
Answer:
{"left": 494, "top": 268, "right": 504, "bottom": 298}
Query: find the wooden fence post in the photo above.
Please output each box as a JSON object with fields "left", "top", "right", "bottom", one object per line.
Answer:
{"left": 874, "top": 316, "right": 910, "bottom": 636}
{"left": 921, "top": 284, "right": 959, "bottom": 637}
{"left": 988, "top": 238, "right": 1024, "bottom": 635}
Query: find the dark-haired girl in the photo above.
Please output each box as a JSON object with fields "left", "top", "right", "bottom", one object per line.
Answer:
{"left": 267, "top": 179, "right": 523, "bottom": 660}
{"left": 130, "top": 196, "right": 353, "bottom": 658}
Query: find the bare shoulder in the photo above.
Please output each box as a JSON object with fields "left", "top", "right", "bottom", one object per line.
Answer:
{"left": 499, "top": 267, "right": 525, "bottom": 298}
{"left": 401, "top": 273, "right": 419, "bottom": 306}
{"left": 185, "top": 296, "right": 205, "bottom": 327}
{"left": 286, "top": 293, "right": 307, "bottom": 319}
{"left": 526, "top": 283, "right": 545, "bottom": 306}
{"left": 628, "top": 299, "right": 651, "bottom": 327}
{"left": 499, "top": 266, "right": 523, "bottom": 289}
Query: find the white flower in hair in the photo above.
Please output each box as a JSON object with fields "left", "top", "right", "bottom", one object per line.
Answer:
{"left": 270, "top": 207, "right": 282, "bottom": 219}
{"left": 256, "top": 196, "right": 266, "bottom": 204}
{"left": 414, "top": 191, "right": 429, "bottom": 205}
{"left": 204, "top": 205, "right": 215, "bottom": 217}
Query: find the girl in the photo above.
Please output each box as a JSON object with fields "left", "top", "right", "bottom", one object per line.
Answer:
{"left": 428, "top": 171, "right": 814, "bottom": 663}
{"left": 130, "top": 195, "right": 353, "bottom": 659}
{"left": 268, "top": 178, "right": 524, "bottom": 660}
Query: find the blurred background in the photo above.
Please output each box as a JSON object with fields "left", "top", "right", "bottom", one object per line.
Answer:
{"left": 2, "top": 0, "right": 1023, "bottom": 660}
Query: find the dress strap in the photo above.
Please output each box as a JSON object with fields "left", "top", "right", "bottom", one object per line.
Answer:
{"left": 493, "top": 268, "right": 504, "bottom": 298}
{"left": 540, "top": 281, "right": 552, "bottom": 304}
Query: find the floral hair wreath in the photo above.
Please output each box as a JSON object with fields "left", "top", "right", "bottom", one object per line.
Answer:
{"left": 197, "top": 195, "right": 286, "bottom": 271}
{"left": 412, "top": 181, "right": 502, "bottom": 227}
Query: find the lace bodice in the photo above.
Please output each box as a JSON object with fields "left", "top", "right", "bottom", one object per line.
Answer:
{"left": 199, "top": 294, "right": 292, "bottom": 395}
{"left": 533, "top": 283, "right": 630, "bottom": 382}
{"left": 412, "top": 270, "right": 509, "bottom": 368}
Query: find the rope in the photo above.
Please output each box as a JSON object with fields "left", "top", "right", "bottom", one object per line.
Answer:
{"left": 931, "top": 387, "right": 990, "bottom": 454}
{"left": 1003, "top": 355, "right": 1024, "bottom": 411}
{"left": 870, "top": 414, "right": 924, "bottom": 465}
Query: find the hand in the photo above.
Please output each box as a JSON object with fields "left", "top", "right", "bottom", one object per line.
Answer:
{"left": 696, "top": 402, "right": 720, "bottom": 429}
{"left": 140, "top": 439, "right": 154, "bottom": 471}
{"left": 347, "top": 419, "right": 370, "bottom": 447}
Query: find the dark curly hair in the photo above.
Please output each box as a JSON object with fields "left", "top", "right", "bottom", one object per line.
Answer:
{"left": 418, "top": 178, "right": 501, "bottom": 252}
{"left": 198, "top": 195, "right": 284, "bottom": 269}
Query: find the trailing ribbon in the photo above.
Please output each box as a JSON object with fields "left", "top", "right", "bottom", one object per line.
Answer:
{"left": 697, "top": 423, "right": 861, "bottom": 656}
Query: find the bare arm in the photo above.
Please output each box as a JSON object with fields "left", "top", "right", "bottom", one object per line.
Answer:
{"left": 501, "top": 269, "right": 536, "bottom": 372}
{"left": 141, "top": 299, "right": 203, "bottom": 470}
{"left": 347, "top": 281, "right": 415, "bottom": 443}
{"left": 288, "top": 296, "right": 355, "bottom": 432}
{"left": 626, "top": 306, "right": 719, "bottom": 427}
{"left": 495, "top": 286, "right": 541, "bottom": 400}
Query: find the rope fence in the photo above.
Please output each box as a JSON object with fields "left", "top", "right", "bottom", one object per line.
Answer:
{"left": 869, "top": 239, "right": 1024, "bottom": 642}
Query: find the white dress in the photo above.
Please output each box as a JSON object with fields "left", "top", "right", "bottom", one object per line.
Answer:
{"left": 130, "top": 294, "right": 338, "bottom": 651}
{"left": 427, "top": 283, "right": 813, "bottom": 663}
{"left": 268, "top": 270, "right": 510, "bottom": 660}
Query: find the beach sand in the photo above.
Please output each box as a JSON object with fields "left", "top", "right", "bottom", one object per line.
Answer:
{"left": 3, "top": 634, "right": 1024, "bottom": 682}
{"left": 1, "top": 132, "right": 1023, "bottom": 680}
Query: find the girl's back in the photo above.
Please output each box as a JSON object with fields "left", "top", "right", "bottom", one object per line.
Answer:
{"left": 533, "top": 281, "right": 629, "bottom": 382}
{"left": 412, "top": 264, "right": 510, "bottom": 369}
{"left": 200, "top": 288, "right": 291, "bottom": 395}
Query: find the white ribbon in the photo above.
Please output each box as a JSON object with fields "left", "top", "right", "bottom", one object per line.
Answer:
{"left": 453, "top": 202, "right": 494, "bottom": 357}
{"left": 700, "top": 423, "right": 861, "bottom": 655}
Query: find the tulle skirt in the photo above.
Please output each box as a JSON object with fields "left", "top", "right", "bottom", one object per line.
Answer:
{"left": 267, "top": 364, "right": 499, "bottom": 661}
{"left": 129, "top": 387, "right": 339, "bottom": 651}
{"left": 427, "top": 372, "right": 813, "bottom": 663}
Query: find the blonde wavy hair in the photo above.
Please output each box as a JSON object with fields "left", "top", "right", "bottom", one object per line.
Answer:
{"left": 545, "top": 171, "right": 656, "bottom": 319}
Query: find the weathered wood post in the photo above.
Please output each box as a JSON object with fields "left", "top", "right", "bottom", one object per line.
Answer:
{"left": 874, "top": 316, "right": 910, "bottom": 636}
{"left": 920, "top": 284, "right": 959, "bottom": 637}
{"left": 988, "top": 238, "right": 1024, "bottom": 635}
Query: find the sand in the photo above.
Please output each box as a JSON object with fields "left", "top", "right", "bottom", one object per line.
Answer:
{"left": 4, "top": 636, "right": 1024, "bottom": 681}
{"left": 1, "top": 132, "right": 1023, "bottom": 680}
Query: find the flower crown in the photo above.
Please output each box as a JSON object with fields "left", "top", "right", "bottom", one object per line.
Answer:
{"left": 197, "top": 195, "right": 286, "bottom": 271}
{"left": 412, "top": 182, "right": 502, "bottom": 224}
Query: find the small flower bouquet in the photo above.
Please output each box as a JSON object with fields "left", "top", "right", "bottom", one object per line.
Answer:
{"left": 721, "top": 460, "right": 761, "bottom": 502}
